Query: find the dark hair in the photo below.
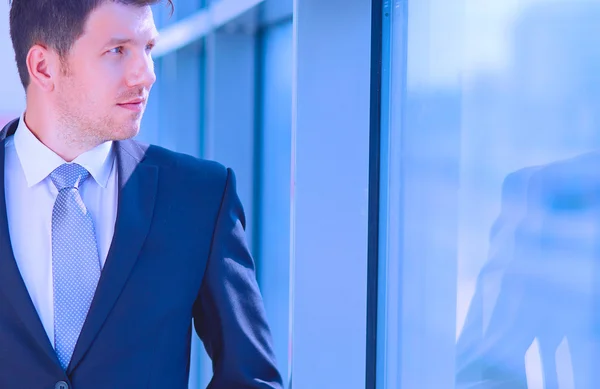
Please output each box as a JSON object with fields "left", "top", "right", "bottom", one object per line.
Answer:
{"left": 9, "top": 0, "right": 174, "bottom": 89}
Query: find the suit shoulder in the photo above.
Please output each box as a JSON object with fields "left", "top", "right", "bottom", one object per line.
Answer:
{"left": 502, "top": 165, "right": 543, "bottom": 194}
{"left": 502, "top": 151, "right": 600, "bottom": 190}
{"left": 139, "top": 142, "right": 229, "bottom": 184}
{"left": 509, "top": 151, "right": 600, "bottom": 212}
{"left": 533, "top": 151, "right": 600, "bottom": 187}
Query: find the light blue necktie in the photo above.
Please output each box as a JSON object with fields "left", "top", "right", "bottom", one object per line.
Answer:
{"left": 50, "top": 163, "right": 101, "bottom": 370}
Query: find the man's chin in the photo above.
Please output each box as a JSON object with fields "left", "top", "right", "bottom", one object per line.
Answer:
{"left": 112, "top": 123, "right": 141, "bottom": 141}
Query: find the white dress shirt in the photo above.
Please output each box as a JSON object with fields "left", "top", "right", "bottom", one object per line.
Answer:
{"left": 4, "top": 113, "right": 118, "bottom": 347}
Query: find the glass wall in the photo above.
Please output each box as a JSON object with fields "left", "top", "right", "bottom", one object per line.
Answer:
{"left": 378, "top": 0, "right": 600, "bottom": 388}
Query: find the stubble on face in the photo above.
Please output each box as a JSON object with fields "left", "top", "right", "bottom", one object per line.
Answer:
{"left": 53, "top": 57, "right": 144, "bottom": 151}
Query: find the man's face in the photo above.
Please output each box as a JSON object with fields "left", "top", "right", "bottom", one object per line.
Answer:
{"left": 53, "top": 1, "right": 158, "bottom": 144}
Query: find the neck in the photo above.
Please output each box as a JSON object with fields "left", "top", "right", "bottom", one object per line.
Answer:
{"left": 24, "top": 99, "right": 101, "bottom": 162}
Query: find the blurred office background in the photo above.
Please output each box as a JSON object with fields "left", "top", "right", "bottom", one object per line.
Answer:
{"left": 3, "top": 0, "right": 600, "bottom": 388}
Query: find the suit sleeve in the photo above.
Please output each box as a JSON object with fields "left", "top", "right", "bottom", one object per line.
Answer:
{"left": 192, "top": 168, "right": 283, "bottom": 389}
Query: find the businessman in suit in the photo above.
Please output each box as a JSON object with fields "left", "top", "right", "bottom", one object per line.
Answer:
{"left": 1, "top": 0, "right": 283, "bottom": 388}
{"left": 456, "top": 152, "right": 600, "bottom": 388}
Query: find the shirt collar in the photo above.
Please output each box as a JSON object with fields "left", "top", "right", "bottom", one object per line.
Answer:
{"left": 14, "top": 112, "right": 115, "bottom": 188}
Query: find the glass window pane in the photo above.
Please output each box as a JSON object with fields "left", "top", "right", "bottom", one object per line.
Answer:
{"left": 258, "top": 19, "right": 293, "bottom": 387}
{"left": 382, "top": 0, "right": 600, "bottom": 388}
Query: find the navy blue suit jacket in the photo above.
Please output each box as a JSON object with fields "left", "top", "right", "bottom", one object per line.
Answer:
{"left": 0, "top": 119, "right": 283, "bottom": 389}
{"left": 456, "top": 152, "right": 600, "bottom": 388}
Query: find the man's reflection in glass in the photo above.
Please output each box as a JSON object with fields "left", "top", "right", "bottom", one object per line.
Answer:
{"left": 456, "top": 2, "right": 600, "bottom": 388}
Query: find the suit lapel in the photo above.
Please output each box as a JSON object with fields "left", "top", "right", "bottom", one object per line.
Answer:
{"left": 0, "top": 119, "right": 159, "bottom": 372}
{"left": 68, "top": 139, "right": 158, "bottom": 373}
{"left": 0, "top": 119, "right": 61, "bottom": 368}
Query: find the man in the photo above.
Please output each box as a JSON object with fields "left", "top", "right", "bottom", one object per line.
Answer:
{"left": 456, "top": 153, "right": 600, "bottom": 388}
{"left": 454, "top": 2, "right": 600, "bottom": 387}
{"left": 0, "top": 0, "right": 283, "bottom": 388}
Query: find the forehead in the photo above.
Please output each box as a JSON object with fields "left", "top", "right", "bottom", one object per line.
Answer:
{"left": 82, "top": 2, "right": 158, "bottom": 42}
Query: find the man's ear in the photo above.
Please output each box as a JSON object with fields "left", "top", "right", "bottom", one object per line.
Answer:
{"left": 26, "top": 44, "right": 59, "bottom": 92}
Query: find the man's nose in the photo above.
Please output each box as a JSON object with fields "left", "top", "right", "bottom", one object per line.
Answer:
{"left": 127, "top": 53, "right": 156, "bottom": 88}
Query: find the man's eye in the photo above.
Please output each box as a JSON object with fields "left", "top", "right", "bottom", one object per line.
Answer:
{"left": 146, "top": 43, "right": 155, "bottom": 52}
{"left": 109, "top": 47, "right": 123, "bottom": 54}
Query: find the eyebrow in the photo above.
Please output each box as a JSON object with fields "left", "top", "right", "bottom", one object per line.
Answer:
{"left": 105, "top": 34, "right": 159, "bottom": 47}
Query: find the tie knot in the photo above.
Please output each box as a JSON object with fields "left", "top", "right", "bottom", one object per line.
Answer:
{"left": 50, "top": 163, "right": 90, "bottom": 191}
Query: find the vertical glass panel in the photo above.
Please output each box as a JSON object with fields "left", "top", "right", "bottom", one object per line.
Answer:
{"left": 381, "top": 0, "right": 600, "bottom": 388}
{"left": 257, "top": 20, "right": 293, "bottom": 387}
